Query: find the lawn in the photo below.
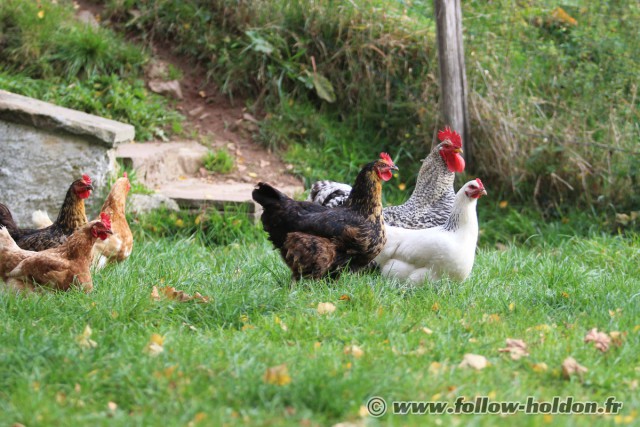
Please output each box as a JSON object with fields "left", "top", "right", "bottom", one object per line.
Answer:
{"left": 0, "top": 226, "right": 638, "bottom": 426}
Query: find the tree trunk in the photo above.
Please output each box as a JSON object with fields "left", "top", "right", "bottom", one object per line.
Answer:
{"left": 434, "top": 0, "right": 472, "bottom": 169}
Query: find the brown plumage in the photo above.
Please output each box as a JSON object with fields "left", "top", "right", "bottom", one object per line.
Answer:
{"left": 252, "top": 153, "right": 398, "bottom": 280}
{"left": 92, "top": 174, "right": 133, "bottom": 269}
{"left": 0, "top": 214, "right": 112, "bottom": 292}
{"left": 0, "top": 175, "right": 93, "bottom": 251}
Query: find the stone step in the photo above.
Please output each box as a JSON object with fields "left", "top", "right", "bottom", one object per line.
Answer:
{"left": 115, "top": 142, "right": 303, "bottom": 220}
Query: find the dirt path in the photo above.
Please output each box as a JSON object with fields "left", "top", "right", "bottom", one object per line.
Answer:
{"left": 76, "top": 1, "right": 302, "bottom": 191}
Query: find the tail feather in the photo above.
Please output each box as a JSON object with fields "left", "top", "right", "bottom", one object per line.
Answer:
{"left": 308, "top": 180, "right": 352, "bottom": 207}
{"left": 0, "top": 204, "right": 19, "bottom": 235}
{"left": 252, "top": 182, "right": 290, "bottom": 208}
{"left": 32, "top": 210, "right": 53, "bottom": 229}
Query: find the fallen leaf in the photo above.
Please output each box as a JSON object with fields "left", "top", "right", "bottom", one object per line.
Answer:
{"left": 499, "top": 200, "right": 508, "bottom": 208}
{"left": 339, "top": 294, "right": 351, "bottom": 302}
{"left": 584, "top": 328, "right": 611, "bottom": 352}
{"left": 482, "top": 313, "right": 501, "bottom": 323}
{"left": 532, "top": 362, "right": 548, "bottom": 372}
{"left": 428, "top": 361, "right": 443, "bottom": 375}
{"left": 498, "top": 338, "right": 529, "bottom": 360}
{"left": 344, "top": 345, "right": 364, "bottom": 358}
{"left": 422, "top": 327, "right": 433, "bottom": 335}
{"left": 275, "top": 316, "right": 288, "bottom": 331}
{"left": 561, "top": 356, "right": 587, "bottom": 379}
{"left": 459, "top": 353, "right": 489, "bottom": 370}
{"left": 76, "top": 325, "right": 97, "bottom": 349}
{"left": 609, "top": 331, "right": 625, "bottom": 346}
{"left": 145, "top": 334, "right": 165, "bottom": 356}
{"left": 150, "top": 286, "right": 161, "bottom": 301}
{"left": 609, "top": 308, "right": 622, "bottom": 318}
{"left": 431, "top": 302, "right": 440, "bottom": 312}
{"left": 264, "top": 364, "right": 291, "bottom": 386}
{"left": 508, "top": 302, "right": 515, "bottom": 312}
{"left": 317, "top": 302, "right": 336, "bottom": 315}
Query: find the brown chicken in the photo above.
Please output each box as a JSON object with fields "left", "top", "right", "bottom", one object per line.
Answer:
{"left": 92, "top": 173, "right": 133, "bottom": 269}
{"left": 0, "top": 174, "right": 93, "bottom": 251}
{"left": 0, "top": 213, "right": 112, "bottom": 292}
{"left": 252, "top": 153, "right": 398, "bottom": 280}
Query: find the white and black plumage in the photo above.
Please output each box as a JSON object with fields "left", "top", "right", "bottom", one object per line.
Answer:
{"left": 375, "top": 179, "right": 487, "bottom": 284}
{"left": 308, "top": 127, "right": 465, "bottom": 229}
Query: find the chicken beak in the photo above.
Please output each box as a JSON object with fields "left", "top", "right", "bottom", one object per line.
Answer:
{"left": 390, "top": 164, "right": 399, "bottom": 171}
{"left": 454, "top": 148, "right": 463, "bottom": 154}
{"left": 480, "top": 189, "right": 487, "bottom": 196}
{"left": 105, "top": 229, "right": 113, "bottom": 235}
{"left": 87, "top": 184, "right": 94, "bottom": 191}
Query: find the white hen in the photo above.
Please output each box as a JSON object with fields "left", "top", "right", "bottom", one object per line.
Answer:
{"left": 375, "top": 179, "right": 487, "bottom": 284}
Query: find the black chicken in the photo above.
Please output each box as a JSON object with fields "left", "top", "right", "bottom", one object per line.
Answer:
{"left": 252, "top": 153, "right": 398, "bottom": 280}
{"left": 0, "top": 175, "right": 93, "bottom": 251}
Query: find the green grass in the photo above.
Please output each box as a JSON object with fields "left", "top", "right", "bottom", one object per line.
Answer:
{"left": 202, "top": 148, "right": 235, "bottom": 175}
{"left": 1, "top": 222, "right": 638, "bottom": 426}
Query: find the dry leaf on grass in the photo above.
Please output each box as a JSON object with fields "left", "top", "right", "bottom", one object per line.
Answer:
{"left": 561, "top": 356, "right": 588, "bottom": 379}
{"left": 344, "top": 345, "right": 365, "bottom": 358}
{"left": 531, "top": 362, "right": 548, "bottom": 372}
{"left": 75, "top": 325, "right": 97, "bottom": 349}
{"left": 151, "top": 286, "right": 211, "bottom": 303}
{"left": 145, "top": 333, "right": 165, "bottom": 357}
{"left": 274, "top": 316, "right": 288, "bottom": 331}
{"left": 317, "top": 302, "right": 336, "bottom": 315}
{"left": 459, "top": 353, "right": 489, "bottom": 370}
{"left": 584, "top": 328, "right": 611, "bottom": 352}
{"left": 263, "top": 364, "right": 291, "bottom": 386}
{"left": 498, "top": 338, "right": 529, "bottom": 360}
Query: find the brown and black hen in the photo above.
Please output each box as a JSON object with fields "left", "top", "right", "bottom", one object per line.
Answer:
{"left": 0, "top": 174, "right": 93, "bottom": 251}
{"left": 252, "top": 153, "right": 398, "bottom": 280}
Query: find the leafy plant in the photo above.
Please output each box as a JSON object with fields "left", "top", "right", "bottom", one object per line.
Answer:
{"left": 203, "top": 148, "right": 235, "bottom": 174}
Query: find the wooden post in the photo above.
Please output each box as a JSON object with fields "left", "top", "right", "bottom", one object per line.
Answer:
{"left": 434, "top": 0, "right": 472, "bottom": 169}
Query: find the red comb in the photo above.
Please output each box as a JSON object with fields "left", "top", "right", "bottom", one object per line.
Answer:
{"left": 82, "top": 174, "right": 92, "bottom": 185}
{"left": 437, "top": 127, "right": 462, "bottom": 148}
{"left": 475, "top": 178, "right": 484, "bottom": 188}
{"left": 100, "top": 212, "right": 111, "bottom": 230}
{"left": 123, "top": 172, "right": 128, "bottom": 179}
{"left": 379, "top": 152, "right": 394, "bottom": 165}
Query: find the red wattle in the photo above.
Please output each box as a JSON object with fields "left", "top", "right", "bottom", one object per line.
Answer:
{"left": 446, "top": 153, "right": 466, "bottom": 173}
{"left": 78, "top": 190, "right": 91, "bottom": 199}
{"left": 379, "top": 170, "right": 393, "bottom": 181}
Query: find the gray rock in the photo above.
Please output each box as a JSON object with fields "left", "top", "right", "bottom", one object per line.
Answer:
{"left": 148, "top": 79, "right": 183, "bottom": 100}
{"left": 128, "top": 193, "right": 180, "bottom": 215}
{"left": 116, "top": 142, "right": 208, "bottom": 188}
{"left": 0, "top": 90, "right": 134, "bottom": 147}
{"left": 0, "top": 91, "right": 134, "bottom": 224}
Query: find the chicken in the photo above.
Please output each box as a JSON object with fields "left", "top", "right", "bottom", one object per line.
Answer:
{"left": 375, "top": 179, "right": 487, "bottom": 284}
{"left": 0, "top": 174, "right": 93, "bottom": 251}
{"left": 92, "top": 173, "right": 133, "bottom": 269}
{"left": 0, "top": 213, "right": 113, "bottom": 292}
{"left": 309, "top": 127, "right": 465, "bottom": 229}
{"left": 253, "top": 153, "right": 398, "bottom": 280}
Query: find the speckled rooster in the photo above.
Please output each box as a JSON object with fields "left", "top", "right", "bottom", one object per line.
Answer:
{"left": 309, "top": 127, "right": 465, "bottom": 229}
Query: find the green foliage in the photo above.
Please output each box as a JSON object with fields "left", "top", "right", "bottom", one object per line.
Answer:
{"left": 130, "top": 206, "right": 263, "bottom": 247}
{"left": 202, "top": 148, "right": 235, "bottom": 174}
{"left": 0, "top": 0, "right": 182, "bottom": 141}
